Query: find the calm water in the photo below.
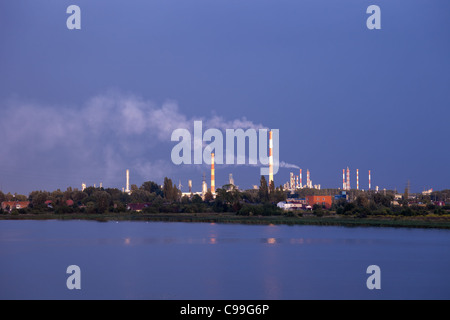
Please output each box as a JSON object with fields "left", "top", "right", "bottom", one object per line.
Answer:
{"left": 1, "top": 220, "right": 450, "bottom": 300}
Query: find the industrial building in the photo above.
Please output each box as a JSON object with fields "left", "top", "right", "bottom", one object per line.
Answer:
{"left": 277, "top": 194, "right": 334, "bottom": 211}
{"left": 283, "top": 169, "right": 320, "bottom": 191}
{"left": 305, "top": 195, "right": 332, "bottom": 209}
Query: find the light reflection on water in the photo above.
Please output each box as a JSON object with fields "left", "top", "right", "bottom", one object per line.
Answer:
{"left": 0, "top": 220, "right": 450, "bottom": 299}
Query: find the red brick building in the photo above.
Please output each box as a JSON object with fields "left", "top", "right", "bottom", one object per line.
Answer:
{"left": 305, "top": 195, "right": 332, "bottom": 209}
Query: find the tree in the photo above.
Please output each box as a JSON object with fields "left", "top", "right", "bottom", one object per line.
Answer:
{"left": 172, "top": 184, "right": 181, "bottom": 202}
{"left": 29, "top": 191, "right": 48, "bottom": 207}
{"left": 215, "top": 188, "right": 230, "bottom": 203}
{"left": 204, "top": 190, "right": 214, "bottom": 202}
{"left": 140, "top": 181, "right": 163, "bottom": 196}
{"left": 162, "top": 177, "right": 180, "bottom": 202}
{"left": 242, "top": 189, "right": 258, "bottom": 203}
{"left": 192, "top": 194, "right": 203, "bottom": 204}
{"left": 130, "top": 189, "right": 153, "bottom": 203}
{"left": 72, "top": 191, "right": 88, "bottom": 204}
{"left": 269, "top": 180, "right": 275, "bottom": 195}
{"left": 14, "top": 193, "right": 28, "bottom": 201}
{"left": 372, "top": 192, "right": 393, "bottom": 208}
{"left": 163, "top": 177, "right": 174, "bottom": 201}
{"left": 271, "top": 186, "right": 286, "bottom": 203}
{"left": 356, "top": 194, "right": 369, "bottom": 208}
{"left": 258, "top": 176, "right": 269, "bottom": 203}
{"left": 93, "top": 191, "right": 111, "bottom": 213}
{"left": 104, "top": 188, "right": 122, "bottom": 202}
{"left": 403, "top": 186, "right": 409, "bottom": 207}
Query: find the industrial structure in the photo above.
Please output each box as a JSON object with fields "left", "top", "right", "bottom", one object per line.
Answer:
{"left": 356, "top": 169, "right": 359, "bottom": 190}
{"left": 277, "top": 195, "right": 332, "bottom": 211}
{"left": 211, "top": 152, "right": 215, "bottom": 195}
{"left": 346, "top": 167, "right": 350, "bottom": 190}
{"left": 125, "top": 169, "right": 130, "bottom": 194}
{"left": 202, "top": 173, "right": 207, "bottom": 197}
{"left": 283, "top": 168, "right": 319, "bottom": 191}
{"left": 269, "top": 130, "right": 274, "bottom": 186}
{"left": 229, "top": 173, "right": 234, "bottom": 186}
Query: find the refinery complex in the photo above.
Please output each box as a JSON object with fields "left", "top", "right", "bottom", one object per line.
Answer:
{"left": 79, "top": 129, "right": 378, "bottom": 201}
{"left": 72, "top": 129, "right": 445, "bottom": 212}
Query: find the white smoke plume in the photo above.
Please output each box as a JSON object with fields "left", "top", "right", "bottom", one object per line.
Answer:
{"left": 0, "top": 91, "right": 269, "bottom": 192}
{"left": 279, "top": 161, "right": 300, "bottom": 169}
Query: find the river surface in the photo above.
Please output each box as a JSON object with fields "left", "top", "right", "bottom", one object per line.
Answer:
{"left": 1, "top": 220, "right": 449, "bottom": 299}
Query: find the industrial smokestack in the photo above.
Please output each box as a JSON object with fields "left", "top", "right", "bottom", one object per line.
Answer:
{"left": 346, "top": 167, "right": 350, "bottom": 190}
{"left": 356, "top": 169, "right": 359, "bottom": 190}
{"left": 307, "top": 169, "right": 310, "bottom": 188}
{"left": 229, "top": 173, "right": 234, "bottom": 186}
{"left": 211, "top": 153, "right": 215, "bottom": 194}
{"left": 299, "top": 169, "right": 302, "bottom": 188}
{"left": 369, "top": 170, "right": 371, "bottom": 190}
{"left": 188, "top": 180, "right": 192, "bottom": 193}
{"left": 290, "top": 172, "right": 294, "bottom": 190}
{"left": 342, "top": 169, "right": 346, "bottom": 190}
{"left": 269, "top": 130, "right": 274, "bottom": 185}
{"left": 126, "top": 169, "right": 130, "bottom": 194}
{"left": 202, "top": 172, "right": 207, "bottom": 197}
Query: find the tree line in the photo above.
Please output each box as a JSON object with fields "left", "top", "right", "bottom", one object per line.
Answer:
{"left": 0, "top": 176, "right": 286, "bottom": 216}
{"left": 1, "top": 176, "right": 449, "bottom": 217}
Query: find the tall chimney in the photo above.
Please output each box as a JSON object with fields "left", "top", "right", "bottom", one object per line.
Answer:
{"left": 126, "top": 169, "right": 130, "bottom": 193}
{"left": 369, "top": 170, "right": 371, "bottom": 190}
{"left": 202, "top": 173, "right": 207, "bottom": 197}
{"left": 269, "top": 130, "right": 274, "bottom": 185}
{"left": 299, "top": 169, "right": 302, "bottom": 188}
{"left": 211, "top": 153, "right": 215, "bottom": 194}
{"left": 307, "top": 169, "right": 310, "bottom": 188}
{"left": 343, "top": 169, "right": 346, "bottom": 190}
{"left": 289, "top": 172, "right": 295, "bottom": 190}
{"left": 346, "top": 167, "right": 350, "bottom": 190}
{"left": 356, "top": 169, "right": 359, "bottom": 190}
{"left": 188, "top": 180, "right": 192, "bottom": 193}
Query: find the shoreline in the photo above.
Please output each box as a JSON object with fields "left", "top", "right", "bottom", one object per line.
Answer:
{"left": 1, "top": 212, "right": 450, "bottom": 229}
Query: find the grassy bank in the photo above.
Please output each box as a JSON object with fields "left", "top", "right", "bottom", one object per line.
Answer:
{"left": 2, "top": 212, "right": 450, "bottom": 229}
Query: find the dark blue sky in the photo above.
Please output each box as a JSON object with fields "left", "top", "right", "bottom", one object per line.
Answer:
{"left": 0, "top": 0, "right": 449, "bottom": 194}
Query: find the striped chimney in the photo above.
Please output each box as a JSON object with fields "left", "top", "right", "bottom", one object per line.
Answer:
{"left": 211, "top": 153, "right": 215, "bottom": 194}
{"left": 269, "top": 130, "right": 274, "bottom": 185}
{"left": 346, "top": 167, "right": 350, "bottom": 190}
{"left": 357, "top": 169, "right": 359, "bottom": 190}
